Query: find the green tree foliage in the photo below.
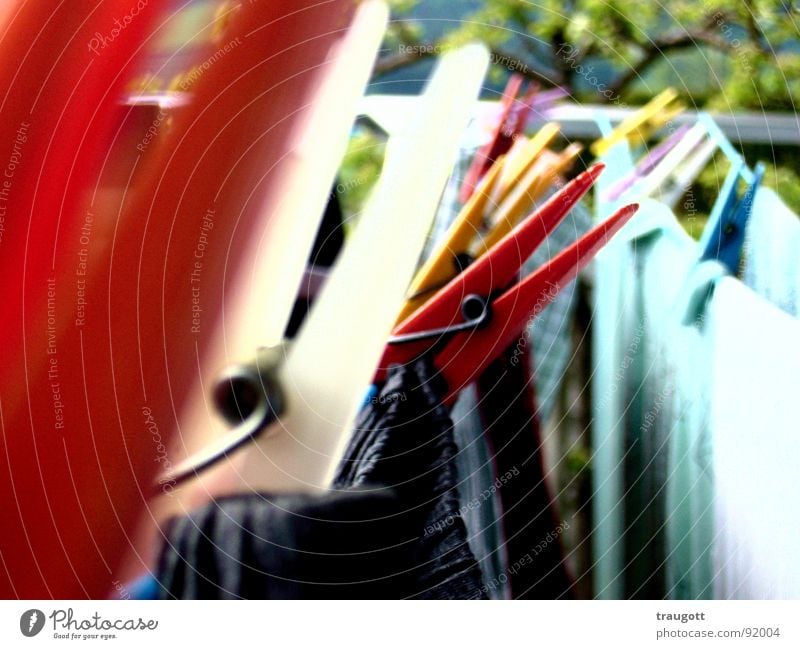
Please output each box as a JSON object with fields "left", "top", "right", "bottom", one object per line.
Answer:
{"left": 374, "top": 0, "right": 800, "bottom": 216}
{"left": 337, "top": 131, "right": 386, "bottom": 226}
{"left": 380, "top": 0, "right": 798, "bottom": 107}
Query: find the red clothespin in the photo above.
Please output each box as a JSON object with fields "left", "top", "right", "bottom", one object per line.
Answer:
{"left": 458, "top": 74, "right": 525, "bottom": 203}
{"left": 378, "top": 163, "right": 607, "bottom": 374}
{"left": 435, "top": 203, "right": 637, "bottom": 401}
{"left": 482, "top": 81, "right": 539, "bottom": 168}
{"left": 377, "top": 164, "right": 638, "bottom": 402}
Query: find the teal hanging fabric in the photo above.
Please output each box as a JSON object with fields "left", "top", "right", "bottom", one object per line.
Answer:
{"left": 663, "top": 260, "right": 727, "bottom": 600}
{"left": 590, "top": 198, "right": 720, "bottom": 599}
{"left": 743, "top": 186, "right": 800, "bottom": 317}
{"left": 599, "top": 199, "right": 697, "bottom": 598}
{"left": 708, "top": 278, "right": 800, "bottom": 598}
{"left": 619, "top": 207, "right": 697, "bottom": 599}
{"left": 589, "top": 126, "right": 636, "bottom": 599}
{"left": 589, "top": 113, "right": 773, "bottom": 599}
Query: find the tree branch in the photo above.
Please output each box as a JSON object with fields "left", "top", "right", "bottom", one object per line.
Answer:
{"left": 741, "top": 0, "right": 771, "bottom": 56}
{"left": 491, "top": 46, "right": 562, "bottom": 87}
{"left": 602, "top": 28, "right": 735, "bottom": 102}
{"left": 373, "top": 47, "right": 435, "bottom": 76}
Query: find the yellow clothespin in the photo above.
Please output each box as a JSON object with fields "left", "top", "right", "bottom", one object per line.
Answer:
{"left": 591, "top": 88, "right": 679, "bottom": 157}
{"left": 478, "top": 142, "right": 582, "bottom": 253}
{"left": 491, "top": 122, "right": 561, "bottom": 206}
{"left": 395, "top": 156, "right": 505, "bottom": 323}
{"left": 628, "top": 101, "right": 686, "bottom": 148}
{"left": 396, "top": 125, "right": 566, "bottom": 324}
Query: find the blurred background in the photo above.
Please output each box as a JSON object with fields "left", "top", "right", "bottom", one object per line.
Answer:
{"left": 338, "top": 0, "right": 800, "bottom": 226}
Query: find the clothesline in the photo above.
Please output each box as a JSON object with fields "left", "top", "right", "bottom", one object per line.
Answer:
{"left": 359, "top": 95, "right": 800, "bottom": 144}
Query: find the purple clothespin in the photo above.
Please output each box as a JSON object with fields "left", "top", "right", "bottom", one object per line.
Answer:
{"left": 603, "top": 123, "right": 691, "bottom": 202}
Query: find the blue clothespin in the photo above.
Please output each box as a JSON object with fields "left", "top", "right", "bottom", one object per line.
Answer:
{"left": 694, "top": 113, "right": 763, "bottom": 273}
{"left": 700, "top": 160, "right": 765, "bottom": 273}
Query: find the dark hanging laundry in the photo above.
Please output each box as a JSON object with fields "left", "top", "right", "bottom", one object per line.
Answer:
{"left": 156, "top": 358, "right": 485, "bottom": 599}
{"left": 333, "top": 357, "right": 486, "bottom": 599}
{"left": 156, "top": 487, "right": 418, "bottom": 599}
{"left": 477, "top": 345, "right": 575, "bottom": 599}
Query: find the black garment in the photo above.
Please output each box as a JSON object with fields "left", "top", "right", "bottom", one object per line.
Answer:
{"left": 157, "top": 488, "right": 417, "bottom": 599}
{"left": 477, "top": 346, "right": 574, "bottom": 599}
{"left": 333, "top": 358, "right": 486, "bottom": 599}
{"left": 156, "top": 359, "right": 485, "bottom": 599}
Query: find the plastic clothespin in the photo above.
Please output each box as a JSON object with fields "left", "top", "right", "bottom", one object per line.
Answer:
{"left": 623, "top": 107, "right": 760, "bottom": 266}
{"left": 459, "top": 74, "right": 525, "bottom": 203}
{"left": 590, "top": 88, "right": 679, "bottom": 157}
{"left": 490, "top": 122, "right": 561, "bottom": 206}
{"left": 531, "top": 86, "right": 569, "bottom": 111}
{"left": 159, "top": 43, "right": 492, "bottom": 494}
{"left": 434, "top": 203, "right": 637, "bottom": 401}
{"left": 604, "top": 113, "right": 744, "bottom": 208}
{"left": 658, "top": 137, "right": 718, "bottom": 207}
{"left": 627, "top": 101, "right": 686, "bottom": 148}
{"left": 700, "top": 161, "right": 765, "bottom": 273}
{"left": 602, "top": 123, "right": 692, "bottom": 202}
{"left": 396, "top": 157, "right": 506, "bottom": 323}
{"left": 481, "top": 81, "right": 539, "bottom": 165}
{"left": 622, "top": 121, "right": 710, "bottom": 201}
{"left": 507, "top": 82, "right": 540, "bottom": 128}
{"left": 376, "top": 164, "right": 639, "bottom": 400}
{"left": 396, "top": 124, "right": 564, "bottom": 324}
{"left": 479, "top": 142, "right": 583, "bottom": 252}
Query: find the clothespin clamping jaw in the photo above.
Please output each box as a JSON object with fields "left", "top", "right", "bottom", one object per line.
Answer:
{"left": 459, "top": 74, "right": 544, "bottom": 203}
{"left": 396, "top": 127, "right": 578, "bottom": 324}
{"left": 699, "top": 160, "right": 765, "bottom": 274}
{"left": 591, "top": 88, "right": 681, "bottom": 157}
{"left": 377, "top": 164, "right": 639, "bottom": 402}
